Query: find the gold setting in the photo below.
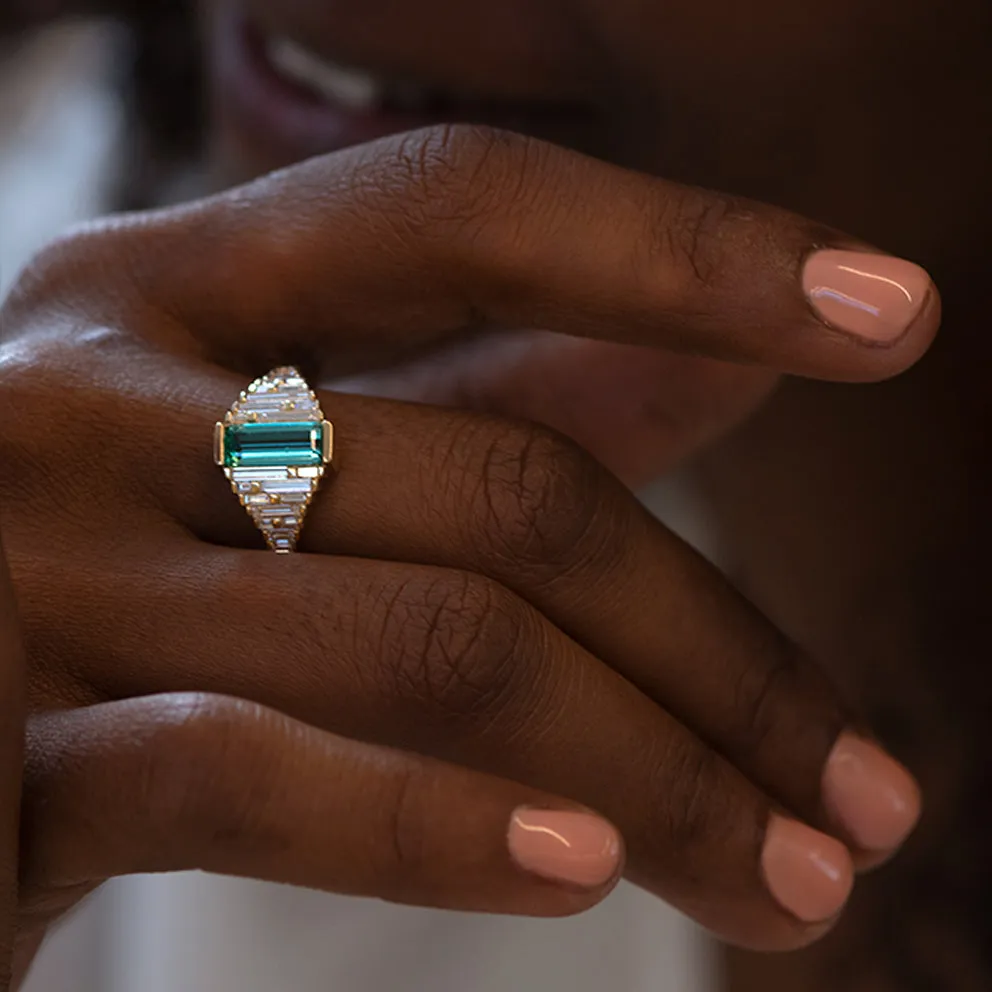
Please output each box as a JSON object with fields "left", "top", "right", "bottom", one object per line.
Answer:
{"left": 213, "top": 422, "right": 225, "bottom": 466}
{"left": 321, "top": 420, "right": 334, "bottom": 465}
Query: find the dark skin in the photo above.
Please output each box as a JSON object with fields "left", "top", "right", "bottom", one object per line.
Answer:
{"left": 1, "top": 125, "right": 931, "bottom": 972}
{"left": 3, "top": 1, "right": 990, "bottom": 990}
{"left": 0, "top": 524, "right": 634, "bottom": 992}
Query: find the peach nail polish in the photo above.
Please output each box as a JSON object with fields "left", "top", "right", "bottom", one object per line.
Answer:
{"left": 761, "top": 815, "right": 854, "bottom": 924}
{"left": 803, "top": 249, "right": 936, "bottom": 343}
{"left": 508, "top": 809, "right": 622, "bottom": 888}
{"left": 823, "top": 733, "right": 922, "bottom": 852}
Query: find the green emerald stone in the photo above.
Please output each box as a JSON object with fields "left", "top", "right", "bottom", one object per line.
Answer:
{"left": 224, "top": 421, "right": 323, "bottom": 468}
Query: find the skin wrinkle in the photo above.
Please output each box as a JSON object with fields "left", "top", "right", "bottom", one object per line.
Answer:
{"left": 389, "top": 573, "right": 502, "bottom": 717}
{"left": 5, "top": 222, "right": 897, "bottom": 950}
{"left": 489, "top": 427, "right": 607, "bottom": 572}
{"left": 1, "top": 0, "right": 988, "bottom": 985}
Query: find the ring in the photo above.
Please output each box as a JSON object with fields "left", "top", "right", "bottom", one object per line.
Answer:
{"left": 214, "top": 366, "right": 334, "bottom": 554}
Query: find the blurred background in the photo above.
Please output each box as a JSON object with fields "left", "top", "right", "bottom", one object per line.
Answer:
{"left": 1, "top": 20, "right": 713, "bottom": 992}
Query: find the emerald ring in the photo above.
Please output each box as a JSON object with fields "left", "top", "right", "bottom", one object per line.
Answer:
{"left": 214, "top": 366, "right": 334, "bottom": 553}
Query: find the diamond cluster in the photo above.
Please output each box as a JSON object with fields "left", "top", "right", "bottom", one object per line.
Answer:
{"left": 216, "top": 366, "right": 333, "bottom": 554}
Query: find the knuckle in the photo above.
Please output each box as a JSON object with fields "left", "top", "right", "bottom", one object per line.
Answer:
{"left": 644, "top": 189, "right": 741, "bottom": 295}
{"left": 373, "top": 570, "right": 532, "bottom": 724}
{"left": 5, "top": 230, "right": 93, "bottom": 314}
{"left": 137, "top": 693, "right": 280, "bottom": 854}
{"left": 382, "top": 124, "right": 549, "bottom": 245}
{"left": 0, "top": 235, "right": 161, "bottom": 502}
{"left": 372, "top": 761, "right": 434, "bottom": 895}
{"left": 4, "top": 220, "right": 134, "bottom": 321}
{"left": 660, "top": 742, "right": 730, "bottom": 855}
{"left": 471, "top": 420, "right": 616, "bottom": 576}
{"left": 729, "top": 645, "right": 804, "bottom": 762}
{"left": 0, "top": 328, "right": 151, "bottom": 508}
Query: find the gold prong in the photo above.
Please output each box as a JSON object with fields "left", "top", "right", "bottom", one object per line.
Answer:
{"left": 213, "top": 423, "right": 225, "bottom": 466}
{"left": 322, "top": 420, "right": 334, "bottom": 465}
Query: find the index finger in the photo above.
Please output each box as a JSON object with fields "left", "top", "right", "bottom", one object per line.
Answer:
{"left": 56, "top": 125, "right": 939, "bottom": 382}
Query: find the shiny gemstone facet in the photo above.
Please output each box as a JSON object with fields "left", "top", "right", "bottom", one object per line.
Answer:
{"left": 223, "top": 421, "right": 324, "bottom": 468}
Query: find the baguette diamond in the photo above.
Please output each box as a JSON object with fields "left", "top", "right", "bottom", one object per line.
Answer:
{"left": 216, "top": 366, "right": 333, "bottom": 553}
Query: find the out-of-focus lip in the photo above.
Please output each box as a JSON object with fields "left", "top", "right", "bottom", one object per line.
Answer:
{"left": 209, "top": 1, "right": 607, "bottom": 166}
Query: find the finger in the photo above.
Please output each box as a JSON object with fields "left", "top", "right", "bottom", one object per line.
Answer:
{"left": 165, "top": 378, "right": 921, "bottom": 863}
{"left": 62, "top": 125, "right": 938, "bottom": 381}
{"left": 20, "top": 693, "right": 623, "bottom": 919}
{"left": 65, "top": 549, "right": 854, "bottom": 950}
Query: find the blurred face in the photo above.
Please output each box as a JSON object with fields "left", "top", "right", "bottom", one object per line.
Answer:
{"left": 200, "top": 0, "right": 992, "bottom": 268}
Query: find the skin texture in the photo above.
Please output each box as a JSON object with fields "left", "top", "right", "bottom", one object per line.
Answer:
{"left": 0, "top": 121, "right": 935, "bottom": 976}
{"left": 0, "top": 529, "right": 630, "bottom": 992}
{"left": 196, "top": 0, "right": 987, "bottom": 484}
{"left": 1, "top": 0, "right": 990, "bottom": 989}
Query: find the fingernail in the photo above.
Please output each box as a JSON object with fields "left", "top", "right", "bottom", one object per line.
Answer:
{"left": 508, "top": 808, "right": 622, "bottom": 889}
{"left": 823, "top": 733, "right": 922, "bottom": 852}
{"left": 761, "top": 815, "right": 854, "bottom": 924}
{"left": 803, "top": 249, "right": 935, "bottom": 343}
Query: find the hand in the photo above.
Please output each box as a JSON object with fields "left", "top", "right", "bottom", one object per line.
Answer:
{"left": 0, "top": 125, "right": 926, "bottom": 954}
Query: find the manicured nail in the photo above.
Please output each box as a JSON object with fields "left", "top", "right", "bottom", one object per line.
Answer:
{"left": 761, "top": 815, "right": 854, "bottom": 924}
{"left": 803, "top": 249, "right": 935, "bottom": 343}
{"left": 823, "top": 733, "right": 921, "bottom": 852}
{"left": 508, "top": 808, "right": 622, "bottom": 888}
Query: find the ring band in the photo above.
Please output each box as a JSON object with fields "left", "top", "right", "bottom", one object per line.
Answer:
{"left": 214, "top": 366, "right": 334, "bottom": 553}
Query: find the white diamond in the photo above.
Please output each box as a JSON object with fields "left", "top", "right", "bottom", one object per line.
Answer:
{"left": 230, "top": 468, "right": 293, "bottom": 483}
{"left": 262, "top": 479, "right": 313, "bottom": 494}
